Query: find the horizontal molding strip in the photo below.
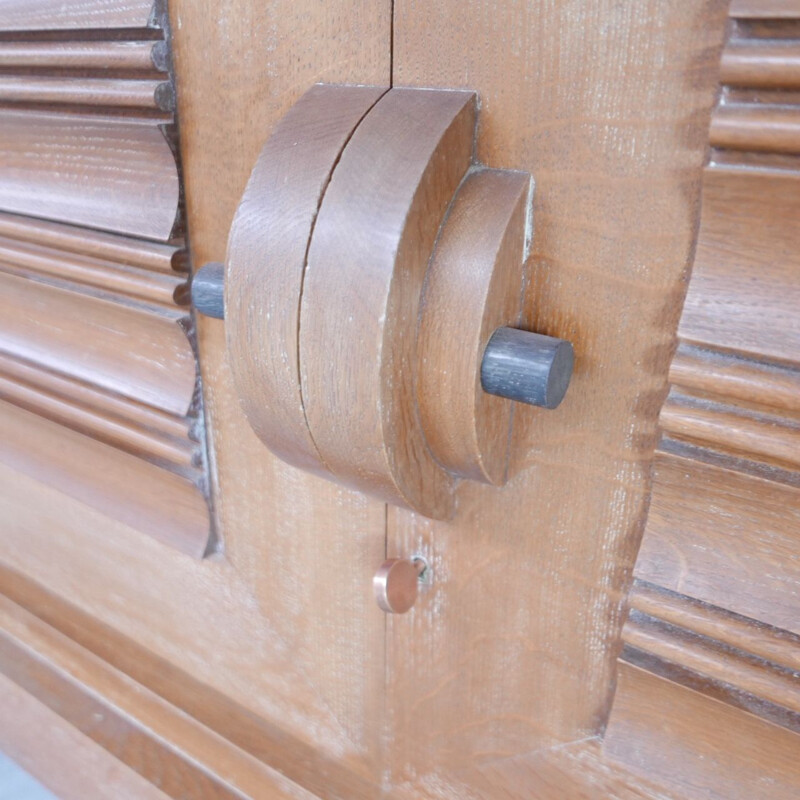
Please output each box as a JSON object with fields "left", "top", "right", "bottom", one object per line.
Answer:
{"left": 0, "top": 39, "right": 166, "bottom": 71}
{"left": 661, "top": 391, "right": 800, "bottom": 471}
{"left": 0, "top": 271, "right": 196, "bottom": 417}
{"left": 0, "top": 75, "right": 174, "bottom": 111}
{"left": 670, "top": 344, "right": 800, "bottom": 416}
{"left": 623, "top": 612, "right": 800, "bottom": 729}
{"left": 0, "top": 211, "right": 185, "bottom": 272}
{"left": 0, "top": 110, "right": 179, "bottom": 240}
{"left": 0, "top": 350, "right": 196, "bottom": 473}
{"left": 721, "top": 41, "right": 800, "bottom": 88}
{"left": 710, "top": 104, "right": 800, "bottom": 154}
{"left": 0, "top": 594, "right": 307, "bottom": 798}
{"left": 0, "top": 0, "right": 160, "bottom": 32}
{"left": 629, "top": 581, "right": 800, "bottom": 673}
{"left": 0, "top": 401, "right": 209, "bottom": 557}
{"left": 0, "top": 234, "right": 186, "bottom": 307}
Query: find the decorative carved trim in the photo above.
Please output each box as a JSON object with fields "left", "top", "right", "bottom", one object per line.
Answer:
{"left": 608, "top": 4, "right": 800, "bottom": 791}
{"left": 0, "top": 1, "right": 212, "bottom": 555}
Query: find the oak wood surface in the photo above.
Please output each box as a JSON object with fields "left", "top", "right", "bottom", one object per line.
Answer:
{"left": 385, "top": 0, "right": 729, "bottom": 784}
{"left": 0, "top": 593, "right": 315, "bottom": 800}
{"left": 417, "top": 168, "right": 530, "bottom": 486}
{"left": 606, "top": 5, "right": 800, "bottom": 792}
{"left": 0, "top": 1, "right": 762, "bottom": 798}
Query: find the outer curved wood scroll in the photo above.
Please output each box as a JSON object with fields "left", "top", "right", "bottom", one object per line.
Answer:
{"left": 226, "top": 84, "right": 535, "bottom": 518}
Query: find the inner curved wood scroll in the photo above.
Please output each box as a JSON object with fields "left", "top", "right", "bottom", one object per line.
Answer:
{"left": 226, "top": 84, "right": 535, "bottom": 518}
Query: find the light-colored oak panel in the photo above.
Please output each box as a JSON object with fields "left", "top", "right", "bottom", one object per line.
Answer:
{"left": 0, "top": 594, "right": 315, "bottom": 800}
{"left": 0, "top": 401, "right": 210, "bottom": 557}
{"left": 0, "top": 673, "right": 171, "bottom": 800}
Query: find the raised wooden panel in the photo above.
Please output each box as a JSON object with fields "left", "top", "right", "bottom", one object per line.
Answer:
{"left": 682, "top": 170, "right": 800, "bottom": 363}
{"left": 607, "top": 3, "right": 800, "bottom": 793}
{"left": 0, "top": 8, "right": 210, "bottom": 553}
{"left": 386, "top": 0, "right": 729, "bottom": 786}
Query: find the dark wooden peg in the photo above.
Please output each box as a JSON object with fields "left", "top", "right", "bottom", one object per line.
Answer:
{"left": 481, "top": 327, "right": 574, "bottom": 409}
{"left": 191, "top": 261, "right": 225, "bottom": 319}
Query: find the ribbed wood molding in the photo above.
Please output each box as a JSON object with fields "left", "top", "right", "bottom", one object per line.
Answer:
{"left": 0, "top": 1, "right": 212, "bottom": 557}
{"left": 606, "top": 3, "right": 800, "bottom": 795}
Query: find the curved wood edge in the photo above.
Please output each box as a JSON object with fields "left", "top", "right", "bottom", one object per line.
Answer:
{"left": 417, "top": 168, "right": 531, "bottom": 485}
{"left": 0, "top": 402, "right": 211, "bottom": 558}
{"left": 301, "top": 88, "right": 476, "bottom": 518}
{"left": 0, "top": 271, "right": 197, "bottom": 418}
{"left": 226, "top": 83, "right": 387, "bottom": 475}
{"left": 0, "top": 110, "right": 180, "bottom": 241}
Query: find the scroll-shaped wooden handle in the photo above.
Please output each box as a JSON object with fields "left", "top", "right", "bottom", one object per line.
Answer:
{"left": 193, "top": 83, "right": 574, "bottom": 518}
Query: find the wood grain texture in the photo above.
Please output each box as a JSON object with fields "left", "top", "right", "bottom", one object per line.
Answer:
{"left": 730, "top": 0, "right": 800, "bottom": 18}
{"left": 710, "top": 104, "right": 800, "bottom": 153}
{"left": 226, "top": 83, "right": 386, "bottom": 476}
{"left": 0, "top": 211, "right": 184, "bottom": 273}
{"left": 0, "top": 76, "right": 173, "bottom": 111}
{"left": 301, "top": 88, "right": 475, "bottom": 518}
{"left": 605, "top": 664, "right": 800, "bottom": 800}
{"left": 0, "top": 111, "right": 179, "bottom": 239}
{"left": 681, "top": 169, "right": 800, "bottom": 363}
{"left": 630, "top": 581, "right": 800, "bottom": 673}
{"left": 386, "top": 0, "right": 729, "bottom": 784}
{"left": 0, "top": 8, "right": 211, "bottom": 555}
{"left": 0, "top": 674, "right": 171, "bottom": 800}
{"left": 0, "top": 0, "right": 160, "bottom": 31}
{"left": 721, "top": 41, "right": 800, "bottom": 88}
{"left": 0, "top": 234, "right": 185, "bottom": 306}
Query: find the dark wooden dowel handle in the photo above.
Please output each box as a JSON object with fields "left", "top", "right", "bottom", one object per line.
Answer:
{"left": 481, "top": 327, "right": 573, "bottom": 409}
{"left": 191, "top": 261, "right": 224, "bottom": 319}
{"left": 191, "top": 264, "right": 573, "bottom": 408}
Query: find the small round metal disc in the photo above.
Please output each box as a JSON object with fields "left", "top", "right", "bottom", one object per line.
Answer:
{"left": 373, "top": 558, "right": 420, "bottom": 614}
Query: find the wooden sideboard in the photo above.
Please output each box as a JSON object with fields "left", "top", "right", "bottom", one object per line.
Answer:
{"left": 0, "top": 1, "right": 798, "bottom": 798}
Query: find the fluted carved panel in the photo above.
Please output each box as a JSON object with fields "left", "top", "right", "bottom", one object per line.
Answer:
{"left": 607, "top": 4, "right": 800, "bottom": 792}
{"left": 0, "top": 2, "right": 211, "bottom": 556}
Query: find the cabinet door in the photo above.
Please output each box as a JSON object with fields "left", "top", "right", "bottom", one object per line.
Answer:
{"left": 1, "top": 1, "right": 797, "bottom": 799}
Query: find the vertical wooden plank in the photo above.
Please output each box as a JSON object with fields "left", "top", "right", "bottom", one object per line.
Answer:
{"left": 168, "top": 0, "right": 392, "bottom": 775}
{"left": 388, "top": 0, "right": 729, "bottom": 783}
